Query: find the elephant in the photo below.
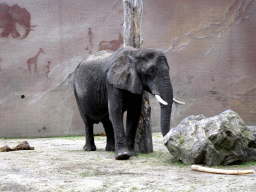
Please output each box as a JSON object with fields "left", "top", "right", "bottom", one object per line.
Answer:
{"left": 0, "top": 3, "right": 35, "bottom": 39}
{"left": 74, "top": 46, "right": 183, "bottom": 160}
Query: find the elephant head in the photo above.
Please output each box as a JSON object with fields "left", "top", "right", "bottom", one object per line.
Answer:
{"left": 0, "top": 3, "right": 35, "bottom": 39}
{"left": 107, "top": 47, "right": 174, "bottom": 136}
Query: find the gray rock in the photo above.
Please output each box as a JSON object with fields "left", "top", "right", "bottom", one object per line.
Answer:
{"left": 164, "top": 109, "right": 256, "bottom": 166}
{"left": 247, "top": 126, "right": 256, "bottom": 138}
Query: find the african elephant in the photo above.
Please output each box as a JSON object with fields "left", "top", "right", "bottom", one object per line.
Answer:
{"left": 0, "top": 3, "right": 34, "bottom": 39}
{"left": 74, "top": 46, "right": 181, "bottom": 160}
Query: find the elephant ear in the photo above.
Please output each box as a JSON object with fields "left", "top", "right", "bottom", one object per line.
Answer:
{"left": 107, "top": 54, "right": 143, "bottom": 94}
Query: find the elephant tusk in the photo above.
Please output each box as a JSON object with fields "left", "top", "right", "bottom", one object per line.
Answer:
{"left": 155, "top": 95, "right": 168, "bottom": 105}
{"left": 173, "top": 98, "right": 185, "bottom": 105}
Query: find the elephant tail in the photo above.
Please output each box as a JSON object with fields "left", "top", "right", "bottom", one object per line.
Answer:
{"left": 54, "top": 71, "right": 75, "bottom": 91}
{"left": 73, "top": 76, "right": 87, "bottom": 120}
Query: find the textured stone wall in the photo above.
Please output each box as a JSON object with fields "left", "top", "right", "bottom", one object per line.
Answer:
{"left": 143, "top": 0, "right": 256, "bottom": 128}
{"left": 0, "top": 0, "right": 255, "bottom": 138}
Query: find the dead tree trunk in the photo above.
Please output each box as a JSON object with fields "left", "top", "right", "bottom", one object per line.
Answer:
{"left": 123, "top": 0, "right": 153, "bottom": 154}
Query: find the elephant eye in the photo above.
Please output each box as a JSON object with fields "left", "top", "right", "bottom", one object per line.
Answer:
{"left": 147, "top": 53, "right": 154, "bottom": 60}
{"left": 147, "top": 67, "right": 156, "bottom": 77}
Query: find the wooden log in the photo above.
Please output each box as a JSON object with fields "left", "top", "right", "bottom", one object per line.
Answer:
{"left": 135, "top": 92, "right": 153, "bottom": 153}
{"left": 0, "top": 141, "right": 34, "bottom": 152}
{"left": 0, "top": 145, "right": 11, "bottom": 152}
{"left": 123, "top": 0, "right": 143, "bottom": 48}
{"left": 191, "top": 165, "right": 255, "bottom": 175}
{"left": 123, "top": 0, "right": 153, "bottom": 154}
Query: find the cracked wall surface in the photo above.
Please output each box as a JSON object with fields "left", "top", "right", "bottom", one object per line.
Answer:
{"left": 0, "top": 0, "right": 255, "bottom": 137}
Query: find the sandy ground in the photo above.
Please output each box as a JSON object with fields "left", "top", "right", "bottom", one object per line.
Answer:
{"left": 0, "top": 132, "right": 256, "bottom": 192}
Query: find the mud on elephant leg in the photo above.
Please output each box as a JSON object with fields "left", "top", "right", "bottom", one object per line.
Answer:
{"left": 102, "top": 117, "right": 115, "bottom": 151}
{"left": 83, "top": 118, "right": 96, "bottom": 151}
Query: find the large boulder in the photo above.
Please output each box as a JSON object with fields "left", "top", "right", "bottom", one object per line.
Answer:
{"left": 164, "top": 109, "right": 256, "bottom": 166}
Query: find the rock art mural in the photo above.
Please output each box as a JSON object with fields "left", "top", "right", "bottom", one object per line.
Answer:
{"left": 26, "top": 48, "right": 45, "bottom": 74}
{"left": 99, "top": 33, "right": 123, "bottom": 52}
{"left": 0, "top": 3, "right": 36, "bottom": 39}
{"left": 0, "top": 0, "right": 255, "bottom": 138}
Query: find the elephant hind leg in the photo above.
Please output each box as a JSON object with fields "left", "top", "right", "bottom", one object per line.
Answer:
{"left": 74, "top": 86, "right": 96, "bottom": 151}
{"left": 102, "top": 117, "right": 115, "bottom": 151}
{"left": 83, "top": 117, "right": 96, "bottom": 151}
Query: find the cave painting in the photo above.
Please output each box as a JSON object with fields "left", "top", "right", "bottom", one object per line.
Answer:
{"left": 44, "top": 61, "right": 51, "bottom": 78}
{"left": 0, "top": 57, "right": 2, "bottom": 72}
{"left": 0, "top": 3, "right": 36, "bottom": 39}
{"left": 87, "top": 28, "right": 93, "bottom": 54}
{"left": 27, "top": 48, "right": 45, "bottom": 74}
{"left": 98, "top": 33, "right": 123, "bottom": 52}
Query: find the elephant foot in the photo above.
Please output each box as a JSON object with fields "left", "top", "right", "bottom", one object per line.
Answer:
{"left": 127, "top": 144, "right": 137, "bottom": 156}
{"left": 114, "top": 148, "right": 130, "bottom": 160}
{"left": 128, "top": 149, "right": 137, "bottom": 156}
{"left": 106, "top": 138, "right": 115, "bottom": 151}
{"left": 105, "top": 144, "right": 115, "bottom": 151}
{"left": 83, "top": 144, "right": 96, "bottom": 151}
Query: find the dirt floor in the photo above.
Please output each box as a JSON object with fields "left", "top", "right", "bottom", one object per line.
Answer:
{"left": 0, "top": 132, "right": 256, "bottom": 192}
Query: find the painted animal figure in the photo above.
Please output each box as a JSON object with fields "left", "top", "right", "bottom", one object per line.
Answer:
{"left": 74, "top": 47, "right": 179, "bottom": 160}
{"left": 0, "top": 3, "right": 36, "bottom": 39}
{"left": 0, "top": 57, "right": 2, "bottom": 72}
{"left": 98, "top": 33, "right": 123, "bottom": 52}
{"left": 27, "top": 48, "right": 45, "bottom": 73}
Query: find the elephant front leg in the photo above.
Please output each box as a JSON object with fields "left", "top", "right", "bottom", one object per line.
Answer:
{"left": 108, "top": 93, "right": 130, "bottom": 160}
{"left": 11, "top": 28, "right": 21, "bottom": 38}
{"left": 126, "top": 94, "right": 143, "bottom": 156}
{"left": 109, "top": 109, "right": 130, "bottom": 160}
{"left": 83, "top": 118, "right": 96, "bottom": 151}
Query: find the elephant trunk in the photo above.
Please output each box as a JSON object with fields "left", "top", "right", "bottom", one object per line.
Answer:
{"left": 159, "top": 86, "right": 173, "bottom": 136}
{"left": 160, "top": 101, "right": 173, "bottom": 136}
{"left": 151, "top": 76, "right": 173, "bottom": 136}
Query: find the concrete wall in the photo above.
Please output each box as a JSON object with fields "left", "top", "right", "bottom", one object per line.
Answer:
{"left": 0, "top": 0, "right": 255, "bottom": 138}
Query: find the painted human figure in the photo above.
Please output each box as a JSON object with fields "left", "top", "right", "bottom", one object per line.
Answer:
{"left": 0, "top": 57, "right": 2, "bottom": 72}
{"left": 45, "top": 61, "right": 51, "bottom": 78}
{"left": 87, "top": 28, "right": 93, "bottom": 54}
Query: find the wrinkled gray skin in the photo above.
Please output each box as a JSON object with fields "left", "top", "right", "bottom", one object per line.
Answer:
{"left": 74, "top": 47, "right": 173, "bottom": 160}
